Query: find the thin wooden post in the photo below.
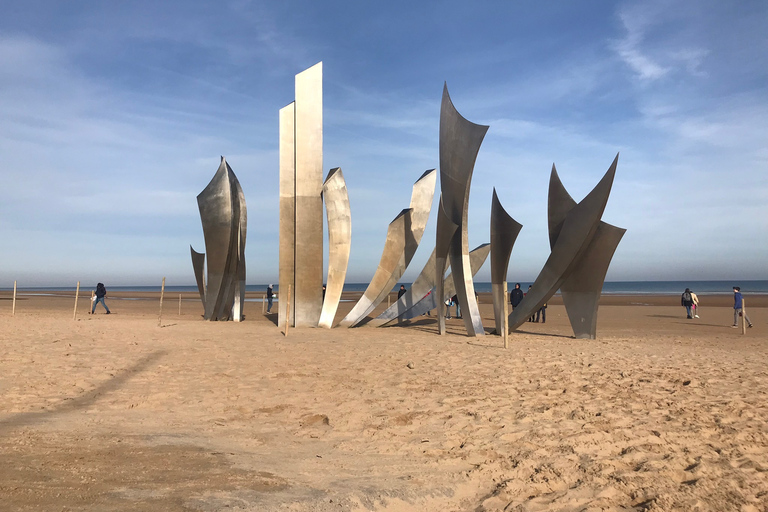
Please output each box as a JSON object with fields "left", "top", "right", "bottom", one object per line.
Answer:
{"left": 179, "top": 294, "right": 182, "bottom": 316}
{"left": 12, "top": 280, "right": 17, "bottom": 316}
{"left": 73, "top": 281, "right": 80, "bottom": 320}
{"left": 502, "top": 281, "right": 509, "bottom": 349}
{"left": 158, "top": 277, "right": 166, "bottom": 326}
{"left": 387, "top": 294, "right": 391, "bottom": 308}
{"left": 742, "top": 298, "right": 747, "bottom": 335}
{"left": 262, "top": 294, "right": 266, "bottom": 314}
{"left": 284, "top": 285, "right": 292, "bottom": 337}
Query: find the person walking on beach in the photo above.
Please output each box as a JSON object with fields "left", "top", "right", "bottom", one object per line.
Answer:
{"left": 691, "top": 290, "right": 700, "bottom": 318}
{"left": 732, "top": 286, "right": 753, "bottom": 328}
{"left": 510, "top": 283, "right": 524, "bottom": 310}
{"left": 452, "top": 294, "right": 461, "bottom": 318}
{"left": 398, "top": 284, "right": 407, "bottom": 299}
{"left": 91, "top": 282, "right": 110, "bottom": 314}
{"left": 266, "top": 285, "right": 274, "bottom": 313}
{"left": 681, "top": 288, "right": 694, "bottom": 319}
{"left": 536, "top": 302, "right": 547, "bottom": 323}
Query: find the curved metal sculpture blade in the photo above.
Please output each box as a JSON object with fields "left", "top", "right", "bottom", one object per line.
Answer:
{"left": 379, "top": 243, "right": 490, "bottom": 324}
{"left": 508, "top": 155, "right": 618, "bottom": 331}
{"left": 339, "top": 169, "right": 437, "bottom": 328}
{"left": 319, "top": 168, "right": 351, "bottom": 328}
{"left": 338, "top": 208, "right": 412, "bottom": 327}
{"left": 490, "top": 188, "right": 523, "bottom": 335}
{"left": 548, "top": 164, "right": 626, "bottom": 339}
{"left": 435, "top": 196, "right": 458, "bottom": 334}
{"left": 190, "top": 246, "right": 206, "bottom": 305}
{"left": 437, "top": 84, "right": 488, "bottom": 336}
{"left": 195, "top": 156, "right": 247, "bottom": 321}
{"left": 367, "top": 247, "right": 437, "bottom": 327}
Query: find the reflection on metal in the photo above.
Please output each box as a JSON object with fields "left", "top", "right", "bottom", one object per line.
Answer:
{"left": 548, "top": 167, "right": 626, "bottom": 339}
{"left": 319, "top": 168, "right": 351, "bottom": 328}
{"left": 340, "top": 169, "right": 437, "bottom": 328}
{"left": 279, "top": 62, "right": 324, "bottom": 328}
{"left": 490, "top": 188, "right": 523, "bottom": 335}
{"left": 378, "top": 243, "right": 490, "bottom": 324}
{"left": 435, "top": 196, "right": 458, "bottom": 335}
{"left": 192, "top": 156, "right": 247, "bottom": 321}
{"left": 436, "top": 84, "right": 488, "bottom": 337}
{"left": 190, "top": 246, "right": 206, "bottom": 305}
{"left": 367, "top": 247, "right": 437, "bottom": 327}
{"left": 508, "top": 155, "right": 622, "bottom": 334}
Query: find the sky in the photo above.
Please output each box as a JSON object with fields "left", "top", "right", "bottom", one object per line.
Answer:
{"left": 0, "top": 0, "right": 766, "bottom": 288}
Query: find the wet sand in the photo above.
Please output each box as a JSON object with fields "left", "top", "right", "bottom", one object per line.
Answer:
{"left": 0, "top": 291, "right": 765, "bottom": 511}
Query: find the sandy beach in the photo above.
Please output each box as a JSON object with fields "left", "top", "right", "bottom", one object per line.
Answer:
{"left": 0, "top": 290, "right": 766, "bottom": 511}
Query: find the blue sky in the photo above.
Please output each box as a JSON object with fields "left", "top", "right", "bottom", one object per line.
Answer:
{"left": 1, "top": 0, "right": 766, "bottom": 287}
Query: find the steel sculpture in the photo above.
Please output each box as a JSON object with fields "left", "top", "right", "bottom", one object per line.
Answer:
{"left": 377, "top": 243, "right": 491, "bottom": 324}
{"left": 548, "top": 166, "right": 626, "bottom": 339}
{"left": 191, "top": 156, "right": 247, "bottom": 321}
{"left": 490, "top": 188, "right": 523, "bottom": 335}
{"left": 508, "top": 155, "right": 621, "bottom": 333}
{"left": 339, "top": 169, "right": 437, "bottom": 328}
{"left": 279, "top": 62, "right": 324, "bottom": 328}
{"left": 436, "top": 84, "right": 488, "bottom": 337}
{"left": 318, "top": 168, "right": 351, "bottom": 328}
{"left": 190, "top": 246, "right": 206, "bottom": 304}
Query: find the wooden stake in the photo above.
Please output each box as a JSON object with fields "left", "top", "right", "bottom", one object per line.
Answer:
{"left": 73, "top": 281, "right": 80, "bottom": 320}
{"left": 158, "top": 277, "right": 166, "bottom": 326}
{"left": 179, "top": 294, "right": 182, "bottom": 316}
{"left": 284, "top": 285, "right": 292, "bottom": 337}
{"left": 387, "top": 294, "right": 391, "bottom": 308}
{"left": 742, "top": 298, "right": 747, "bottom": 335}
{"left": 502, "top": 281, "right": 509, "bottom": 349}
{"left": 262, "top": 294, "right": 266, "bottom": 314}
{"left": 12, "top": 280, "right": 17, "bottom": 316}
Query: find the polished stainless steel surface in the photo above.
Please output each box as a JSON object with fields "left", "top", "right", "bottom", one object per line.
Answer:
{"left": 548, "top": 166, "right": 626, "bottom": 339}
{"left": 378, "top": 243, "right": 490, "bottom": 324}
{"left": 293, "top": 62, "right": 324, "bottom": 327}
{"left": 318, "top": 167, "right": 351, "bottom": 328}
{"left": 190, "top": 245, "right": 206, "bottom": 305}
{"left": 278, "top": 62, "right": 324, "bottom": 327}
{"left": 437, "top": 84, "right": 488, "bottom": 337}
{"left": 194, "top": 156, "right": 247, "bottom": 321}
{"left": 339, "top": 169, "right": 436, "bottom": 328}
{"left": 278, "top": 102, "right": 296, "bottom": 326}
{"left": 490, "top": 188, "right": 522, "bottom": 335}
{"left": 435, "top": 196, "right": 458, "bottom": 335}
{"left": 508, "top": 155, "right": 619, "bottom": 332}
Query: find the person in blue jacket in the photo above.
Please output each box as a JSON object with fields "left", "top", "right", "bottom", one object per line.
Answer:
{"left": 732, "top": 286, "right": 753, "bottom": 328}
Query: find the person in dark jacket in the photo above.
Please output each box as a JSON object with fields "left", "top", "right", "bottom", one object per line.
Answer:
{"left": 91, "top": 282, "right": 110, "bottom": 314}
{"left": 732, "top": 286, "right": 753, "bottom": 328}
{"left": 681, "top": 288, "right": 694, "bottom": 319}
{"left": 398, "top": 285, "right": 407, "bottom": 299}
{"left": 509, "top": 283, "right": 524, "bottom": 310}
{"left": 266, "top": 285, "right": 274, "bottom": 313}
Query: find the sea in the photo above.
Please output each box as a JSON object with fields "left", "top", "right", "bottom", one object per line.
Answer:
{"left": 6, "top": 281, "right": 768, "bottom": 296}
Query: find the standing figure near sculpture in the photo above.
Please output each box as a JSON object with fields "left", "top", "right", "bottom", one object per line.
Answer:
{"left": 266, "top": 285, "right": 274, "bottom": 313}
{"left": 510, "top": 283, "right": 524, "bottom": 310}
{"left": 452, "top": 294, "right": 461, "bottom": 318}
{"left": 398, "top": 285, "right": 407, "bottom": 299}
{"left": 526, "top": 285, "right": 536, "bottom": 322}
{"left": 91, "top": 283, "right": 111, "bottom": 314}
{"left": 681, "top": 288, "right": 694, "bottom": 319}
{"left": 536, "top": 302, "right": 547, "bottom": 323}
{"left": 732, "top": 286, "right": 753, "bottom": 328}
{"left": 690, "top": 290, "right": 699, "bottom": 318}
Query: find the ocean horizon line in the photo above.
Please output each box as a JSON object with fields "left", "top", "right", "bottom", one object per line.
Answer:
{"left": 4, "top": 280, "right": 767, "bottom": 296}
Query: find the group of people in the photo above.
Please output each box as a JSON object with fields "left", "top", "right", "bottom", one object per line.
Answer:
{"left": 509, "top": 283, "right": 546, "bottom": 323}
{"left": 681, "top": 286, "right": 754, "bottom": 328}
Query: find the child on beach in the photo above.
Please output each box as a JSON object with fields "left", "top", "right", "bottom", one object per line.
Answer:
{"left": 691, "top": 291, "right": 699, "bottom": 318}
